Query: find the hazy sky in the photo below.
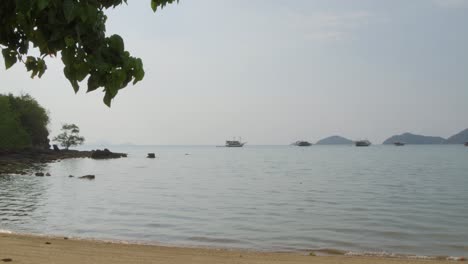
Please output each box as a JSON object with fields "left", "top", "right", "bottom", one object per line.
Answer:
{"left": 1, "top": 0, "right": 467, "bottom": 145}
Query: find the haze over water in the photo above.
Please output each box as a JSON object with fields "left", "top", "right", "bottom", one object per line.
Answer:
{"left": 1, "top": 145, "right": 467, "bottom": 256}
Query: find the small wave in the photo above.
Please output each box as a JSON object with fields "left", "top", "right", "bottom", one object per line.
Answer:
{"left": 0, "top": 229, "right": 13, "bottom": 234}
{"left": 344, "top": 251, "right": 466, "bottom": 261}
{"left": 187, "top": 236, "right": 244, "bottom": 245}
{"left": 312, "top": 248, "right": 346, "bottom": 255}
{"left": 345, "top": 251, "right": 399, "bottom": 258}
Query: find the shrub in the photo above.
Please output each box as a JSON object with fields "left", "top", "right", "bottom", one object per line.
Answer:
{"left": 0, "top": 94, "right": 50, "bottom": 150}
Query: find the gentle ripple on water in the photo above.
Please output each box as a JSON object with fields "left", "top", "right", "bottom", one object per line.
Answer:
{"left": 0, "top": 145, "right": 467, "bottom": 256}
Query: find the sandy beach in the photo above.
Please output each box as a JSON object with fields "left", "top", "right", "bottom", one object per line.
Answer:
{"left": 0, "top": 233, "right": 459, "bottom": 264}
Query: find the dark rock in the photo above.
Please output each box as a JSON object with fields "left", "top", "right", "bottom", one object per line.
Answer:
{"left": 69, "top": 175, "right": 74, "bottom": 178}
{"left": 1, "top": 258, "right": 12, "bottom": 262}
{"left": 45, "top": 242, "right": 51, "bottom": 245}
{"left": 53, "top": 144, "right": 60, "bottom": 151}
{"left": 46, "top": 173, "right": 51, "bottom": 176}
{"left": 91, "top": 149, "right": 127, "bottom": 159}
{"left": 79, "top": 175, "right": 95, "bottom": 180}
{"left": 147, "top": 153, "right": 156, "bottom": 158}
{"left": 35, "top": 172, "right": 44, "bottom": 177}
{"left": 64, "top": 237, "right": 69, "bottom": 240}
{"left": 0, "top": 149, "right": 93, "bottom": 175}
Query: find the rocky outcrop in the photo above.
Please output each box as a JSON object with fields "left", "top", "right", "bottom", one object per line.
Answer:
{"left": 79, "top": 175, "right": 95, "bottom": 180}
{"left": 0, "top": 148, "right": 126, "bottom": 175}
{"left": 91, "top": 149, "right": 127, "bottom": 159}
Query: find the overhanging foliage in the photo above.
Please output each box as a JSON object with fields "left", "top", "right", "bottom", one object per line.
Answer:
{"left": 0, "top": 0, "right": 178, "bottom": 106}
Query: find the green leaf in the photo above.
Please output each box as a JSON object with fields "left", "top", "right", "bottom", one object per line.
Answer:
{"left": 24, "top": 56, "right": 45, "bottom": 78}
{"left": 85, "top": 5, "right": 98, "bottom": 22}
{"left": 16, "top": 0, "right": 33, "bottom": 13}
{"left": 108, "top": 35, "right": 124, "bottom": 53}
{"left": 133, "top": 58, "right": 144, "bottom": 84}
{"left": 61, "top": 48, "right": 75, "bottom": 65}
{"left": 2, "top": 49, "right": 18, "bottom": 69}
{"left": 63, "top": 0, "right": 76, "bottom": 22}
{"left": 63, "top": 66, "right": 79, "bottom": 93}
{"left": 87, "top": 73, "right": 100, "bottom": 93}
{"left": 37, "top": 59, "right": 47, "bottom": 78}
{"left": 64, "top": 36, "right": 75, "bottom": 47}
{"left": 37, "top": 0, "right": 50, "bottom": 11}
{"left": 151, "top": 0, "right": 158, "bottom": 12}
{"left": 71, "top": 80, "right": 79, "bottom": 93}
{"left": 151, "top": 0, "right": 178, "bottom": 12}
{"left": 74, "top": 63, "right": 89, "bottom": 82}
{"left": 78, "top": 5, "right": 88, "bottom": 22}
{"left": 1, "top": 0, "right": 179, "bottom": 106}
{"left": 19, "top": 41, "right": 29, "bottom": 54}
{"left": 103, "top": 92, "right": 112, "bottom": 107}
{"left": 25, "top": 56, "right": 37, "bottom": 72}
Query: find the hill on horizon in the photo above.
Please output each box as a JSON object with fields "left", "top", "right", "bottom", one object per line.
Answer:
{"left": 316, "top": 135, "right": 353, "bottom": 145}
{"left": 382, "top": 133, "right": 446, "bottom": 145}
{"left": 446, "top": 128, "right": 468, "bottom": 144}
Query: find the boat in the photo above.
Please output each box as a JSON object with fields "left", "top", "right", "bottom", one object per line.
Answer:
{"left": 225, "top": 137, "right": 246, "bottom": 147}
{"left": 355, "top": 140, "right": 371, "bottom": 147}
{"left": 293, "top": 141, "right": 312, "bottom": 147}
{"left": 394, "top": 142, "right": 405, "bottom": 146}
{"left": 465, "top": 142, "right": 468, "bottom": 147}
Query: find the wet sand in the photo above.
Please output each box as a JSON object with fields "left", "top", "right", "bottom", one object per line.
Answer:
{"left": 0, "top": 233, "right": 458, "bottom": 264}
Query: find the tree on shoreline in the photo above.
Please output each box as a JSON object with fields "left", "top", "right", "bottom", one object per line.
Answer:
{"left": 54, "top": 124, "right": 85, "bottom": 150}
{"left": 0, "top": 0, "right": 178, "bottom": 106}
{"left": 0, "top": 93, "right": 50, "bottom": 150}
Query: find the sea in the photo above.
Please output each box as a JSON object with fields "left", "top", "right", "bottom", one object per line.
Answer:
{"left": 1, "top": 145, "right": 467, "bottom": 257}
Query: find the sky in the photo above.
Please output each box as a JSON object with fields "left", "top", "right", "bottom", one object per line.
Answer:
{"left": 1, "top": 0, "right": 467, "bottom": 145}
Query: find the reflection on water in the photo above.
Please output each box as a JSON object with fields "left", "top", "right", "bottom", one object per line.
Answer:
{"left": 0, "top": 145, "right": 468, "bottom": 256}
{"left": 0, "top": 173, "right": 47, "bottom": 228}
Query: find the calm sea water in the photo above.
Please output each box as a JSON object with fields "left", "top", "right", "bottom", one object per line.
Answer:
{"left": 1, "top": 145, "right": 467, "bottom": 256}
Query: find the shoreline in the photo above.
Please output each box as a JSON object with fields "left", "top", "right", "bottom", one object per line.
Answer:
{"left": 0, "top": 232, "right": 465, "bottom": 263}
{"left": 0, "top": 148, "right": 126, "bottom": 175}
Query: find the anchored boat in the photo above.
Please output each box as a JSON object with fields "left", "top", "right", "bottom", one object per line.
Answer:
{"left": 225, "top": 137, "right": 246, "bottom": 147}
{"left": 355, "top": 140, "right": 371, "bottom": 147}
{"left": 293, "top": 141, "right": 312, "bottom": 147}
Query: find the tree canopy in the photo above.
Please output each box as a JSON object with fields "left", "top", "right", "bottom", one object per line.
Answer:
{"left": 0, "top": 93, "right": 50, "bottom": 149}
{"left": 0, "top": 0, "right": 178, "bottom": 106}
{"left": 53, "top": 123, "right": 85, "bottom": 150}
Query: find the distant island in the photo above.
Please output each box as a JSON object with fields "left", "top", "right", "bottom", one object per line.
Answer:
{"left": 382, "top": 128, "right": 468, "bottom": 144}
{"left": 383, "top": 132, "right": 447, "bottom": 145}
{"left": 316, "top": 136, "right": 353, "bottom": 145}
{"left": 445, "top": 128, "right": 468, "bottom": 144}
